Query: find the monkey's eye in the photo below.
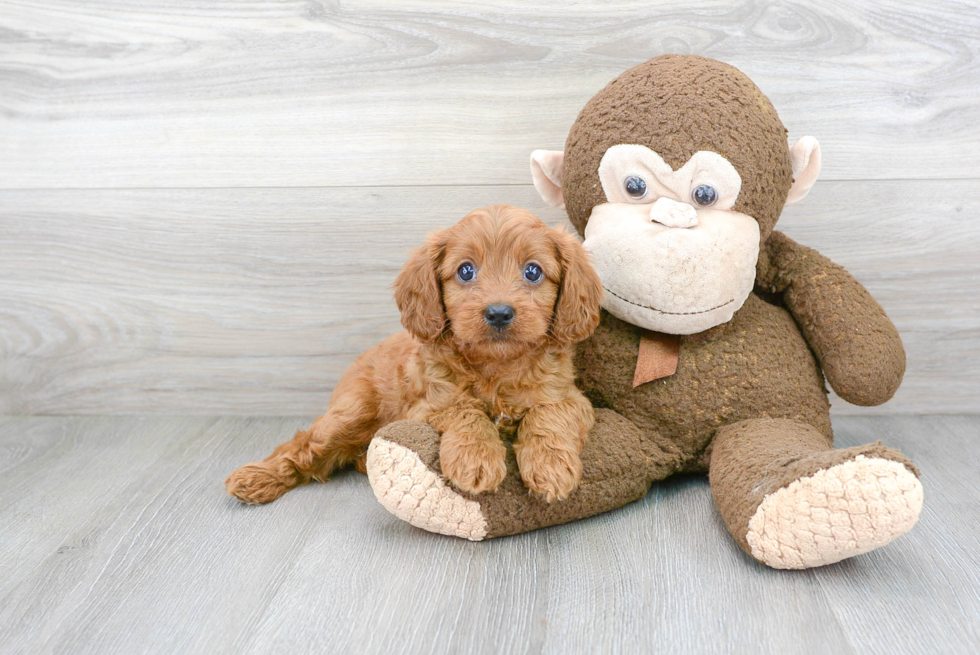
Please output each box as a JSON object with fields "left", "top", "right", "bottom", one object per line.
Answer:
{"left": 456, "top": 262, "right": 476, "bottom": 283}
{"left": 624, "top": 176, "right": 648, "bottom": 199}
{"left": 692, "top": 184, "right": 718, "bottom": 207}
{"left": 523, "top": 263, "right": 543, "bottom": 283}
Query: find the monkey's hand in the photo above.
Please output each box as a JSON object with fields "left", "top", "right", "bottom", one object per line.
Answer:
{"left": 756, "top": 230, "right": 905, "bottom": 406}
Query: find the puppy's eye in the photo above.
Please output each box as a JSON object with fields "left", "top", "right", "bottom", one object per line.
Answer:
{"left": 625, "top": 176, "right": 647, "bottom": 199}
{"left": 523, "top": 263, "right": 543, "bottom": 283}
{"left": 692, "top": 184, "right": 718, "bottom": 207}
{"left": 456, "top": 262, "right": 476, "bottom": 283}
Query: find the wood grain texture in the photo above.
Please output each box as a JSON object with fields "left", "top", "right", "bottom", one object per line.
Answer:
{"left": 0, "top": 415, "right": 977, "bottom": 654}
{"left": 2, "top": 181, "right": 977, "bottom": 415}
{"left": 1, "top": 0, "right": 978, "bottom": 188}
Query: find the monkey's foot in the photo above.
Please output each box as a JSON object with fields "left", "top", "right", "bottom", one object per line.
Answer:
{"left": 746, "top": 455, "right": 923, "bottom": 569}
{"left": 366, "top": 428, "right": 489, "bottom": 541}
{"left": 367, "top": 412, "right": 656, "bottom": 540}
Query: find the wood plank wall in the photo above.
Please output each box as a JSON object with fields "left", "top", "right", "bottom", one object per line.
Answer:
{"left": 1, "top": 0, "right": 978, "bottom": 415}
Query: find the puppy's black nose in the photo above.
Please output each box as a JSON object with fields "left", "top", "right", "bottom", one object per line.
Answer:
{"left": 484, "top": 304, "right": 515, "bottom": 330}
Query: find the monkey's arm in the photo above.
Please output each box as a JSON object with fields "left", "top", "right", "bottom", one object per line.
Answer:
{"left": 756, "top": 230, "right": 905, "bottom": 406}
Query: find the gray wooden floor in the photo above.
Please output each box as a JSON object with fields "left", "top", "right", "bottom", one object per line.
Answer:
{"left": 2, "top": 415, "right": 978, "bottom": 655}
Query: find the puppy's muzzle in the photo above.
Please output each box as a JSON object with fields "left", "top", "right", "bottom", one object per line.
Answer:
{"left": 484, "top": 304, "right": 515, "bottom": 331}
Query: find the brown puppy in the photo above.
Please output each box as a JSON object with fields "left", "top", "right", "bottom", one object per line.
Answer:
{"left": 226, "top": 204, "right": 603, "bottom": 504}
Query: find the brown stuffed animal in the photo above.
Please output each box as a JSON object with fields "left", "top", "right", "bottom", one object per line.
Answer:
{"left": 364, "top": 55, "right": 923, "bottom": 569}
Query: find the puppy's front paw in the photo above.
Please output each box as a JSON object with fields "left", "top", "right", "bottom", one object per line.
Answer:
{"left": 516, "top": 441, "right": 582, "bottom": 502}
{"left": 226, "top": 462, "right": 291, "bottom": 505}
{"left": 440, "top": 435, "right": 507, "bottom": 495}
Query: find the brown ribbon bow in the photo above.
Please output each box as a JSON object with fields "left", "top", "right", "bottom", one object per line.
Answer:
{"left": 633, "top": 330, "right": 681, "bottom": 388}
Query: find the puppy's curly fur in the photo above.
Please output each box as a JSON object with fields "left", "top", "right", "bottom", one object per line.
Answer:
{"left": 226, "top": 205, "right": 603, "bottom": 503}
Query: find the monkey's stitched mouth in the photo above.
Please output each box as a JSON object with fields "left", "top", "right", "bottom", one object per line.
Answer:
{"left": 603, "top": 287, "right": 735, "bottom": 316}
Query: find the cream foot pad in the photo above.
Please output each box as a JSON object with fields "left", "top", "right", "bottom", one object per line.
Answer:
{"left": 366, "top": 438, "right": 488, "bottom": 541}
{"left": 746, "top": 455, "right": 924, "bottom": 569}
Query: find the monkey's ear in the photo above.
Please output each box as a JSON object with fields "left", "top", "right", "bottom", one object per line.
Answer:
{"left": 530, "top": 150, "right": 566, "bottom": 209}
{"left": 393, "top": 232, "right": 447, "bottom": 342}
{"left": 785, "top": 136, "right": 821, "bottom": 206}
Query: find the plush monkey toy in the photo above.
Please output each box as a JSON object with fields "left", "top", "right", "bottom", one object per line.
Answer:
{"left": 364, "top": 55, "right": 923, "bottom": 569}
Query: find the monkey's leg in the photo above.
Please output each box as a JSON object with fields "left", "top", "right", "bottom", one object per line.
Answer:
{"left": 365, "top": 409, "right": 679, "bottom": 540}
{"left": 709, "top": 418, "right": 923, "bottom": 569}
{"left": 226, "top": 373, "right": 381, "bottom": 505}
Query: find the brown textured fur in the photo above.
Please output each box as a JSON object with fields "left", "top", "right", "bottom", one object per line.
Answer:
{"left": 226, "top": 205, "right": 603, "bottom": 503}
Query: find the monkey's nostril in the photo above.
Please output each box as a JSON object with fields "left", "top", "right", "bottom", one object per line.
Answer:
{"left": 484, "top": 304, "right": 516, "bottom": 330}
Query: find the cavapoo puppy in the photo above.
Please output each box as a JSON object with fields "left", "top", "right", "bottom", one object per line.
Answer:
{"left": 226, "top": 204, "right": 603, "bottom": 503}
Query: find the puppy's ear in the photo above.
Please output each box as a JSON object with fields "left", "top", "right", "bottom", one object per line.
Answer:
{"left": 550, "top": 227, "right": 604, "bottom": 346}
{"left": 393, "top": 231, "right": 447, "bottom": 342}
